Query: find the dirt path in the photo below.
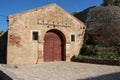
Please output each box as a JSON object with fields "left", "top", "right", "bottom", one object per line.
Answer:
{"left": 1, "top": 62, "right": 120, "bottom": 80}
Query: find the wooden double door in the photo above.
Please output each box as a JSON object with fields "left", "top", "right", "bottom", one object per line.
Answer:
{"left": 44, "top": 31, "right": 63, "bottom": 61}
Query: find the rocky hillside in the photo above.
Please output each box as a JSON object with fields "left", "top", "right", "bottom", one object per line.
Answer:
{"left": 74, "top": 6, "right": 120, "bottom": 46}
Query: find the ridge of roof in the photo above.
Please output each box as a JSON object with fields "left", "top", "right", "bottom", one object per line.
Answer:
{"left": 8, "top": 3, "right": 58, "bottom": 17}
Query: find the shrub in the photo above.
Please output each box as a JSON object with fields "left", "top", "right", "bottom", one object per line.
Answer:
{"left": 79, "top": 44, "right": 120, "bottom": 60}
{"left": 80, "top": 44, "right": 100, "bottom": 55}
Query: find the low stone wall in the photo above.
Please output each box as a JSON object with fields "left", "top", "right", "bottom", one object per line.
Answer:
{"left": 72, "top": 59, "right": 120, "bottom": 66}
{"left": 0, "top": 65, "right": 24, "bottom": 80}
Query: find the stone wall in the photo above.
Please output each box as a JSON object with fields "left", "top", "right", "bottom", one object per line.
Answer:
{"left": 7, "top": 4, "right": 85, "bottom": 64}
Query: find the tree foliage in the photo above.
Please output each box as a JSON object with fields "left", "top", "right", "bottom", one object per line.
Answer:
{"left": 102, "top": 0, "right": 120, "bottom": 7}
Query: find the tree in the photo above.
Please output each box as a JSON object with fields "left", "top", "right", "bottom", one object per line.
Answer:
{"left": 102, "top": 0, "right": 120, "bottom": 7}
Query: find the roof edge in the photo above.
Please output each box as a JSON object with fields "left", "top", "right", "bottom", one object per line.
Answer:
{"left": 8, "top": 3, "right": 58, "bottom": 17}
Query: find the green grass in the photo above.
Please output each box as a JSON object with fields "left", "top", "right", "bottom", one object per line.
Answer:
{"left": 78, "top": 53, "right": 120, "bottom": 60}
{"left": 79, "top": 44, "right": 120, "bottom": 60}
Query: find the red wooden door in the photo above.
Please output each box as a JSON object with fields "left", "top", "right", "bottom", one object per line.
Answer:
{"left": 44, "top": 32, "right": 62, "bottom": 61}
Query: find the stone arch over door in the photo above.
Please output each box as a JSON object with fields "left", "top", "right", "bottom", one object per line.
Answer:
{"left": 44, "top": 29, "right": 66, "bottom": 62}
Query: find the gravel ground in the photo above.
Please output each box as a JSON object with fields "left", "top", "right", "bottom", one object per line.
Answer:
{"left": 1, "top": 62, "right": 120, "bottom": 80}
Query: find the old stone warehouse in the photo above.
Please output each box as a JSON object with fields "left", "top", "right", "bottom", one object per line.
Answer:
{"left": 0, "top": 4, "right": 85, "bottom": 64}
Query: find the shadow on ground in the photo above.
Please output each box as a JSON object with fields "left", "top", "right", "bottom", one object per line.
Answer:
{"left": 77, "top": 72, "right": 120, "bottom": 80}
{"left": 0, "top": 70, "right": 12, "bottom": 80}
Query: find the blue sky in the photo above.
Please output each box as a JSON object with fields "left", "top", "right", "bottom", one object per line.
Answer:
{"left": 0, "top": 0, "right": 103, "bottom": 30}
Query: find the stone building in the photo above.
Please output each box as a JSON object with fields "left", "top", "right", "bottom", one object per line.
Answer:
{"left": 7, "top": 4, "right": 85, "bottom": 64}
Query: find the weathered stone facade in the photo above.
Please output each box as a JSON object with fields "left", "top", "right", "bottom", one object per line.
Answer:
{"left": 7, "top": 4, "right": 85, "bottom": 64}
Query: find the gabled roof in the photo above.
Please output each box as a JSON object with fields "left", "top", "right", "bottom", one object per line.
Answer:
{"left": 8, "top": 3, "right": 84, "bottom": 25}
{"left": 9, "top": 3, "right": 58, "bottom": 17}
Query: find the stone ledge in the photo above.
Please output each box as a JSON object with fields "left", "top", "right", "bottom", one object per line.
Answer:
{"left": 0, "top": 65, "right": 24, "bottom": 80}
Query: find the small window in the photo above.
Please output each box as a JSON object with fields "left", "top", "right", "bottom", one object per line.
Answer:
{"left": 71, "top": 34, "right": 75, "bottom": 42}
{"left": 32, "top": 32, "right": 38, "bottom": 40}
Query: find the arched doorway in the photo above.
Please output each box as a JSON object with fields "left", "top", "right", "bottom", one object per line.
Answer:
{"left": 44, "top": 29, "right": 66, "bottom": 62}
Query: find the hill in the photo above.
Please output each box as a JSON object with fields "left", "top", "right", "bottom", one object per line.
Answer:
{"left": 74, "top": 6, "right": 120, "bottom": 46}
